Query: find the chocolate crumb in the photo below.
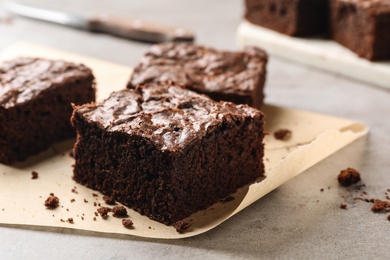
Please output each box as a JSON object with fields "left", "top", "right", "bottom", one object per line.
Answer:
{"left": 122, "top": 219, "right": 134, "bottom": 229}
{"left": 60, "top": 219, "right": 65, "bottom": 222}
{"left": 50, "top": 193, "right": 54, "bottom": 196}
{"left": 71, "top": 188, "right": 78, "bottom": 194}
{"left": 112, "top": 206, "right": 128, "bottom": 217}
{"left": 67, "top": 218, "right": 74, "bottom": 224}
{"left": 371, "top": 200, "right": 390, "bottom": 213}
{"left": 93, "top": 202, "right": 97, "bottom": 207}
{"left": 173, "top": 221, "right": 191, "bottom": 234}
{"left": 340, "top": 204, "right": 347, "bottom": 209}
{"left": 94, "top": 212, "right": 98, "bottom": 217}
{"left": 320, "top": 188, "right": 324, "bottom": 192}
{"left": 66, "top": 208, "right": 69, "bottom": 211}
{"left": 338, "top": 168, "right": 361, "bottom": 187}
{"left": 44, "top": 196, "right": 59, "bottom": 209}
{"left": 93, "top": 217, "right": 97, "bottom": 221}
{"left": 97, "top": 207, "right": 112, "bottom": 219}
{"left": 221, "top": 196, "right": 235, "bottom": 203}
{"left": 84, "top": 199, "right": 88, "bottom": 203}
{"left": 92, "top": 193, "right": 98, "bottom": 197}
{"left": 103, "top": 195, "right": 116, "bottom": 205}
{"left": 274, "top": 129, "right": 292, "bottom": 141}
{"left": 81, "top": 216, "right": 84, "bottom": 220}
{"left": 31, "top": 171, "right": 38, "bottom": 179}
{"left": 70, "top": 199, "right": 75, "bottom": 203}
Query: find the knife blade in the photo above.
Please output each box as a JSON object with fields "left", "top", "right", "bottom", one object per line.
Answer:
{"left": 5, "top": 1, "right": 195, "bottom": 43}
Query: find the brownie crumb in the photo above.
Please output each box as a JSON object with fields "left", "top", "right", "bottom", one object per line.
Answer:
{"left": 97, "top": 207, "right": 112, "bottom": 219}
{"left": 173, "top": 221, "right": 191, "bottom": 234}
{"left": 44, "top": 195, "right": 59, "bottom": 209}
{"left": 70, "top": 199, "right": 75, "bottom": 203}
{"left": 340, "top": 204, "right": 347, "bottom": 209}
{"left": 371, "top": 200, "right": 390, "bottom": 213}
{"left": 94, "top": 212, "right": 98, "bottom": 217}
{"left": 31, "top": 171, "right": 39, "bottom": 179}
{"left": 320, "top": 188, "right": 324, "bottom": 192}
{"left": 274, "top": 129, "right": 292, "bottom": 141}
{"left": 112, "top": 206, "right": 128, "bottom": 217}
{"left": 84, "top": 199, "right": 88, "bottom": 203}
{"left": 93, "top": 202, "right": 97, "bottom": 207}
{"left": 71, "top": 188, "right": 78, "bottom": 194}
{"left": 122, "top": 219, "right": 134, "bottom": 229}
{"left": 92, "top": 193, "right": 99, "bottom": 197}
{"left": 60, "top": 219, "right": 65, "bottom": 222}
{"left": 81, "top": 216, "right": 84, "bottom": 220}
{"left": 50, "top": 193, "right": 54, "bottom": 196}
{"left": 221, "top": 196, "right": 235, "bottom": 204}
{"left": 67, "top": 218, "right": 74, "bottom": 224}
{"left": 103, "top": 195, "right": 116, "bottom": 205}
{"left": 338, "top": 168, "right": 361, "bottom": 187}
{"left": 93, "top": 217, "right": 97, "bottom": 221}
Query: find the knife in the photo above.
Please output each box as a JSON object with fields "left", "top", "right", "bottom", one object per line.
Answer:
{"left": 5, "top": 1, "right": 195, "bottom": 43}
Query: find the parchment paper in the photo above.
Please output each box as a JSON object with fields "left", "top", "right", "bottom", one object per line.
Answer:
{"left": 0, "top": 43, "right": 368, "bottom": 239}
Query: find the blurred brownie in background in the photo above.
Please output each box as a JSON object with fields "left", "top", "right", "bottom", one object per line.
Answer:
{"left": 128, "top": 43, "right": 267, "bottom": 109}
{"left": 330, "top": 0, "right": 390, "bottom": 61}
{"left": 245, "top": 0, "right": 329, "bottom": 37}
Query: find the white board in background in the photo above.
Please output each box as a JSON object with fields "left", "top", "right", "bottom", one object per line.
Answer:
{"left": 237, "top": 20, "right": 390, "bottom": 90}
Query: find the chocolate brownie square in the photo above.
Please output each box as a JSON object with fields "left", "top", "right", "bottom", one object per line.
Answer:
{"left": 71, "top": 82, "right": 264, "bottom": 225}
{"left": 330, "top": 0, "right": 390, "bottom": 60}
{"left": 245, "top": 0, "right": 329, "bottom": 37}
{"left": 0, "top": 57, "right": 95, "bottom": 164}
{"left": 127, "top": 43, "right": 267, "bottom": 109}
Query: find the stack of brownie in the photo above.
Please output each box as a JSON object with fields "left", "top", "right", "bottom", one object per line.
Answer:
{"left": 1, "top": 43, "right": 268, "bottom": 226}
{"left": 245, "top": 0, "right": 390, "bottom": 61}
{"left": 71, "top": 43, "right": 267, "bottom": 225}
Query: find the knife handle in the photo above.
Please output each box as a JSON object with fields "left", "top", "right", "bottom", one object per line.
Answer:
{"left": 88, "top": 14, "right": 194, "bottom": 43}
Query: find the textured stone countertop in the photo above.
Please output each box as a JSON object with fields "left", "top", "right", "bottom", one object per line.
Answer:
{"left": 0, "top": 0, "right": 389, "bottom": 259}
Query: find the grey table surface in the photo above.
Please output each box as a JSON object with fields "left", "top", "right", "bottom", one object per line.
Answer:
{"left": 0, "top": 0, "right": 389, "bottom": 259}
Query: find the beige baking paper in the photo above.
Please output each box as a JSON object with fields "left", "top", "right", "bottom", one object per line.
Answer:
{"left": 0, "top": 43, "right": 368, "bottom": 239}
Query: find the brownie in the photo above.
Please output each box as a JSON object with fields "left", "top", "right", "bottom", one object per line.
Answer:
{"left": 330, "top": 0, "right": 390, "bottom": 60}
{"left": 127, "top": 43, "right": 267, "bottom": 109}
{"left": 71, "top": 82, "right": 264, "bottom": 225}
{"left": 245, "top": 0, "right": 329, "bottom": 37}
{"left": 0, "top": 57, "right": 95, "bottom": 164}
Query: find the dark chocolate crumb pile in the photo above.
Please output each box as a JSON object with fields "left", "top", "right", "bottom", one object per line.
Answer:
{"left": 122, "top": 219, "right": 134, "bottom": 229}
{"left": 67, "top": 218, "right": 74, "bottom": 224}
{"left": 44, "top": 195, "right": 59, "bottom": 209}
{"left": 103, "top": 195, "right": 116, "bottom": 205}
{"left": 112, "top": 206, "right": 128, "bottom": 217}
{"left": 31, "top": 171, "right": 38, "bottom": 179}
{"left": 337, "top": 168, "right": 390, "bottom": 221}
{"left": 97, "top": 207, "right": 112, "bottom": 219}
{"left": 338, "top": 168, "right": 361, "bottom": 187}
{"left": 371, "top": 200, "right": 390, "bottom": 213}
{"left": 173, "top": 221, "right": 191, "bottom": 233}
{"left": 274, "top": 129, "right": 292, "bottom": 141}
